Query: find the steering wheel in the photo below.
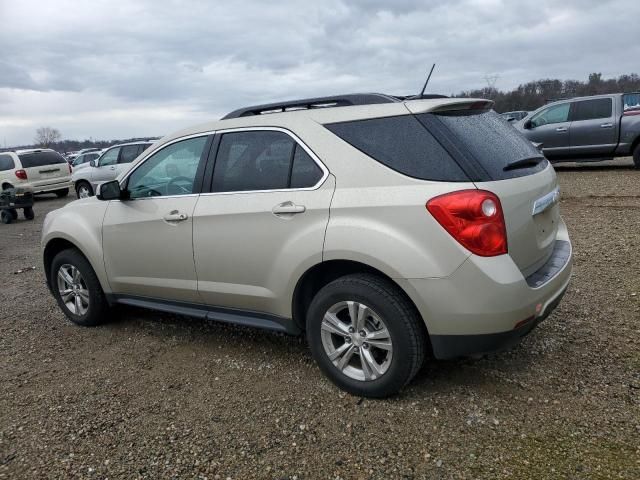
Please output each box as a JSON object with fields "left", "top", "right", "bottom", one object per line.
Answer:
{"left": 166, "top": 176, "right": 193, "bottom": 195}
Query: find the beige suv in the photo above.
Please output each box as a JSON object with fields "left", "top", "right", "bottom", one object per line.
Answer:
{"left": 42, "top": 94, "right": 572, "bottom": 397}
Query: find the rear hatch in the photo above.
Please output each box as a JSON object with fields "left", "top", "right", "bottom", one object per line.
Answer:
{"left": 412, "top": 105, "right": 560, "bottom": 276}
{"left": 18, "top": 151, "right": 70, "bottom": 186}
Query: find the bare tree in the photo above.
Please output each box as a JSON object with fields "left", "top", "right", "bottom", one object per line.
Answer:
{"left": 34, "top": 127, "right": 62, "bottom": 148}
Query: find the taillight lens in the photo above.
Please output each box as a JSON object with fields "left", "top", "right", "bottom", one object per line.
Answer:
{"left": 426, "top": 189, "right": 507, "bottom": 257}
{"left": 15, "top": 169, "right": 28, "bottom": 180}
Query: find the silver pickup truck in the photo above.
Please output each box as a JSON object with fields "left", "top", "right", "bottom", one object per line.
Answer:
{"left": 517, "top": 92, "right": 640, "bottom": 168}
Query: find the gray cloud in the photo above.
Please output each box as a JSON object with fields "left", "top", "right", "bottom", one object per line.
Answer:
{"left": 1, "top": 0, "right": 638, "bottom": 146}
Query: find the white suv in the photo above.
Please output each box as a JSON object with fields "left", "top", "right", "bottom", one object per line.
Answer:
{"left": 0, "top": 149, "right": 71, "bottom": 196}
{"left": 71, "top": 141, "right": 153, "bottom": 198}
{"left": 42, "top": 94, "right": 572, "bottom": 397}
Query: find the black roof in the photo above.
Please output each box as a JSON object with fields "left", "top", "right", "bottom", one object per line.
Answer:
{"left": 221, "top": 93, "right": 448, "bottom": 119}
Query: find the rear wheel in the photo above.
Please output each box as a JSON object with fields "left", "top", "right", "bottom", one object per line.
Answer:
{"left": 75, "top": 182, "right": 93, "bottom": 199}
{"left": 55, "top": 188, "right": 69, "bottom": 198}
{"left": 23, "top": 207, "right": 34, "bottom": 220}
{"left": 306, "top": 273, "right": 426, "bottom": 398}
{"left": 1, "top": 210, "right": 12, "bottom": 224}
{"left": 633, "top": 145, "right": 640, "bottom": 169}
{"left": 51, "top": 249, "right": 109, "bottom": 326}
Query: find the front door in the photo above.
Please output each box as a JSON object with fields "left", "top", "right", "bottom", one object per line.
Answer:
{"left": 525, "top": 102, "right": 572, "bottom": 158}
{"left": 193, "top": 129, "right": 334, "bottom": 319}
{"left": 91, "top": 147, "right": 121, "bottom": 186}
{"left": 102, "top": 135, "right": 211, "bottom": 302}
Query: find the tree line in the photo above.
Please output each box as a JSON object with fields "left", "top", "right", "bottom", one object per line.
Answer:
{"left": 455, "top": 72, "right": 640, "bottom": 113}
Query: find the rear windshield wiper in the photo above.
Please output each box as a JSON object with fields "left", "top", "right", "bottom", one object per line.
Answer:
{"left": 503, "top": 156, "right": 545, "bottom": 171}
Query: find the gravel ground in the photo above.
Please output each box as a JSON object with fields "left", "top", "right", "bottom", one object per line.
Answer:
{"left": 1, "top": 158, "right": 639, "bottom": 479}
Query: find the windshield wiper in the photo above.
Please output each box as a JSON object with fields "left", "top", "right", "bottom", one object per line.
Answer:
{"left": 503, "top": 156, "right": 545, "bottom": 171}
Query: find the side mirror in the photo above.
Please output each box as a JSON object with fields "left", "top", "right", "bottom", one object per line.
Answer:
{"left": 96, "top": 180, "right": 123, "bottom": 201}
{"left": 89, "top": 159, "right": 96, "bottom": 167}
{"left": 523, "top": 119, "right": 533, "bottom": 130}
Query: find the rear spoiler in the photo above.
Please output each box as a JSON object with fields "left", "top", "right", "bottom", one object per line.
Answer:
{"left": 404, "top": 98, "right": 494, "bottom": 115}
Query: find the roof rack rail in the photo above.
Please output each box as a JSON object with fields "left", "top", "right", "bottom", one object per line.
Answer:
{"left": 221, "top": 93, "right": 401, "bottom": 120}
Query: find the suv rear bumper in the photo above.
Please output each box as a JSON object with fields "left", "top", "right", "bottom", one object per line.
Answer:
{"left": 399, "top": 222, "right": 572, "bottom": 359}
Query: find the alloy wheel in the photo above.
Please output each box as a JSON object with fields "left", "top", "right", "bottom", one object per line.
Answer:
{"left": 320, "top": 301, "right": 393, "bottom": 381}
{"left": 56, "top": 264, "right": 90, "bottom": 315}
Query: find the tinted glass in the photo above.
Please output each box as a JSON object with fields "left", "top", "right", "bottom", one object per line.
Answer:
{"left": 326, "top": 115, "right": 468, "bottom": 181}
{"left": 18, "top": 151, "right": 66, "bottom": 168}
{"left": 213, "top": 131, "right": 295, "bottom": 192}
{"left": 424, "top": 109, "right": 547, "bottom": 180}
{"left": 624, "top": 93, "right": 640, "bottom": 111}
{"left": 0, "top": 154, "right": 15, "bottom": 171}
{"left": 290, "top": 146, "right": 323, "bottom": 188}
{"left": 530, "top": 103, "right": 570, "bottom": 127}
{"left": 571, "top": 98, "right": 612, "bottom": 121}
{"left": 119, "top": 145, "right": 142, "bottom": 164}
{"left": 127, "top": 136, "right": 207, "bottom": 199}
{"left": 99, "top": 147, "right": 120, "bottom": 166}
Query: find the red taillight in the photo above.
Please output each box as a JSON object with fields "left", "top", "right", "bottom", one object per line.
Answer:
{"left": 15, "top": 169, "right": 28, "bottom": 180}
{"left": 426, "top": 189, "right": 507, "bottom": 257}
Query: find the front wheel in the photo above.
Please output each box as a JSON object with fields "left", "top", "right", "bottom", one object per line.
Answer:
{"left": 307, "top": 274, "right": 426, "bottom": 398}
{"left": 51, "top": 249, "right": 109, "bottom": 326}
{"left": 75, "top": 182, "right": 93, "bottom": 199}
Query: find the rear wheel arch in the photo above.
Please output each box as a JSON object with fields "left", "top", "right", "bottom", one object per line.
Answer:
{"left": 2, "top": 182, "right": 13, "bottom": 190}
{"left": 292, "top": 260, "right": 429, "bottom": 339}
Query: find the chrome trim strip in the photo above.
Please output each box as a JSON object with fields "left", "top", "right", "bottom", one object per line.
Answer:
{"left": 532, "top": 187, "right": 560, "bottom": 216}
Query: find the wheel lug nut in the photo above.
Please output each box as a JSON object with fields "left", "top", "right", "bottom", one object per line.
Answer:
{"left": 348, "top": 327, "right": 355, "bottom": 333}
{"left": 345, "top": 337, "right": 351, "bottom": 343}
{"left": 354, "top": 347, "right": 359, "bottom": 352}
{"left": 359, "top": 330, "right": 366, "bottom": 337}
{"left": 363, "top": 343, "right": 369, "bottom": 349}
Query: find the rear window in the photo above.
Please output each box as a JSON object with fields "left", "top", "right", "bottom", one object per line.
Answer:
{"left": 571, "top": 98, "right": 612, "bottom": 121}
{"left": 18, "top": 151, "right": 66, "bottom": 168}
{"left": 419, "top": 109, "right": 547, "bottom": 180}
{"left": 326, "top": 115, "right": 469, "bottom": 181}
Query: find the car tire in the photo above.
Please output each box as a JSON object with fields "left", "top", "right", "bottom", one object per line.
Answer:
{"left": 55, "top": 188, "right": 69, "bottom": 198}
{"left": 306, "top": 273, "right": 426, "bottom": 398}
{"left": 75, "top": 182, "right": 93, "bottom": 199}
{"left": 50, "top": 249, "right": 109, "bottom": 326}
{"left": 9, "top": 209, "right": 18, "bottom": 220}
{"left": 23, "top": 207, "right": 34, "bottom": 220}
{"left": 1, "top": 210, "right": 13, "bottom": 224}
{"left": 633, "top": 145, "right": 640, "bottom": 169}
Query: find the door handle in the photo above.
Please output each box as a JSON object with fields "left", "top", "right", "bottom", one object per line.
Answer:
{"left": 600, "top": 123, "right": 613, "bottom": 128}
{"left": 163, "top": 210, "right": 189, "bottom": 222}
{"left": 109, "top": 166, "right": 116, "bottom": 170}
{"left": 555, "top": 127, "right": 567, "bottom": 132}
{"left": 272, "top": 201, "right": 306, "bottom": 215}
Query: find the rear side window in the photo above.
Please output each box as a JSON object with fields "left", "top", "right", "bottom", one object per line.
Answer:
{"left": 18, "top": 151, "right": 66, "bottom": 168}
{"left": 571, "top": 98, "right": 612, "bottom": 121}
{"left": 326, "top": 115, "right": 469, "bottom": 181}
{"left": 420, "top": 109, "right": 547, "bottom": 180}
{"left": 119, "top": 145, "right": 142, "bottom": 164}
{"left": 290, "top": 146, "right": 323, "bottom": 188}
{"left": 0, "top": 154, "right": 14, "bottom": 171}
{"left": 213, "top": 131, "right": 293, "bottom": 192}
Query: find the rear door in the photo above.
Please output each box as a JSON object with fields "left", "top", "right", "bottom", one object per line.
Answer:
{"left": 116, "top": 144, "right": 146, "bottom": 177}
{"left": 568, "top": 97, "right": 617, "bottom": 156}
{"left": 524, "top": 102, "right": 572, "bottom": 157}
{"left": 17, "top": 151, "right": 69, "bottom": 186}
{"left": 192, "top": 129, "right": 333, "bottom": 317}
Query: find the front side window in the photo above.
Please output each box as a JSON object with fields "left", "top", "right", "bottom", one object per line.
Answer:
{"left": 99, "top": 148, "right": 120, "bottom": 167}
{"left": 0, "top": 154, "right": 15, "bottom": 171}
{"left": 571, "top": 98, "right": 612, "bottom": 121}
{"left": 212, "top": 131, "right": 296, "bottom": 192}
{"left": 119, "top": 145, "right": 142, "bottom": 164}
{"left": 126, "top": 136, "right": 207, "bottom": 199}
{"left": 530, "top": 103, "right": 570, "bottom": 127}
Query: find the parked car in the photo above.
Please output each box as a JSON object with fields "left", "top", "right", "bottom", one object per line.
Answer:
{"left": 517, "top": 92, "right": 640, "bottom": 167}
{"left": 42, "top": 93, "right": 572, "bottom": 398}
{"left": 0, "top": 149, "right": 71, "bottom": 196}
{"left": 71, "top": 151, "right": 103, "bottom": 171}
{"left": 72, "top": 142, "right": 153, "bottom": 198}
{"left": 501, "top": 110, "right": 530, "bottom": 122}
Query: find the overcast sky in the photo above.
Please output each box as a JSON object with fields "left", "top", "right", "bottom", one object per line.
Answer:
{"left": 1, "top": 0, "right": 638, "bottom": 147}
